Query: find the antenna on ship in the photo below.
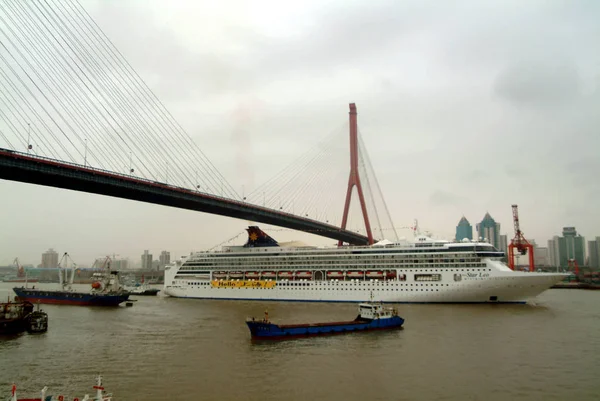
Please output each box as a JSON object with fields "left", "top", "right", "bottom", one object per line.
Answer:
{"left": 412, "top": 219, "right": 420, "bottom": 238}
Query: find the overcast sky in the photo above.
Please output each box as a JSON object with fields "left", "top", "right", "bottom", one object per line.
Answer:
{"left": 1, "top": 0, "right": 599, "bottom": 266}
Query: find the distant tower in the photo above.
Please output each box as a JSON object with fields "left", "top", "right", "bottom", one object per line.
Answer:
{"left": 557, "top": 227, "right": 585, "bottom": 268}
{"left": 455, "top": 217, "right": 473, "bottom": 241}
{"left": 159, "top": 251, "right": 171, "bottom": 269}
{"left": 476, "top": 212, "right": 500, "bottom": 249}
{"left": 141, "top": 250, "right": 153, "bottom": 270}
{"left": 41, "top": 248, "right": 59, "bottom": 268}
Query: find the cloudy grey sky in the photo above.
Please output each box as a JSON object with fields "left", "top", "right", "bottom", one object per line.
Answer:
{"left": 1, "top": 0, "right": 599, "bottom": 266}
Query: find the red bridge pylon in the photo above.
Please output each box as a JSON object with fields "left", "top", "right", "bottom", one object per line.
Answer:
{"left": 338, "top": 103, "right": 374, "bottom": 246}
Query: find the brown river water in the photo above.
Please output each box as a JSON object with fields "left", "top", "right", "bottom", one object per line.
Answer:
{"left": 1, "top": 283, "right": 599, "bottom": 401}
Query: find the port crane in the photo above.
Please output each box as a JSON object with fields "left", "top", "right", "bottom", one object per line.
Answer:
{"left": 508, "top": 204, "right": 535, "bottom": 272}
{"left": 12, "top": 257, "right": 25, "bottom": 278}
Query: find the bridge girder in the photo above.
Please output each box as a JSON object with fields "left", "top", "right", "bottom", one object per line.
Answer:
{"left": 0, "top": 150, "right": 371, "bottom": 245}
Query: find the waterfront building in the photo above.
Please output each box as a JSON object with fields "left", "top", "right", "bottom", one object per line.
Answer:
{"left": 41, "top": 248, "right": 59, "bottom": 268}
{"left": 141, "top": 250, "right": 153, "bottom": 270}
{"left": 498, "top": 235, "right": 508, "bottom": 254}
{"left": 112, "top": 259, "right": 129, "bottom": 270}
{"left": 159, "top": 251, "right": 171, "bottom": 269}
{"left": 94, "top": 257, "right": 129, "bottom": 270}
{"left": 588, "top": 237, "right": 600, "bottom": 269}
{"left": 476, "top": 213, "right": 501, "bottom": 249}
{"left": 548, "top": 236, "right": 560, "bottom": 268}
{"left": 547, "top": 228, "right": 585, "bottom": 269}
{"left": 534, "top": 246, "right": 549, "bottom": 267}
{"left": 455, "top": 217, "right": 473, "bottom": 241}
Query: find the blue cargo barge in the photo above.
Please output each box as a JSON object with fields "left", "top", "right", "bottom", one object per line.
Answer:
{"left": 246, "top": 302, "right": 404, "bottom": 340}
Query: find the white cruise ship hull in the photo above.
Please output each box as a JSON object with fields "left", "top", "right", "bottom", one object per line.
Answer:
{"left": 163, "top": 227, "right": 567, "bottom": 304}
{"left": 164, "top": 263, "right": 565, "bottom": 304}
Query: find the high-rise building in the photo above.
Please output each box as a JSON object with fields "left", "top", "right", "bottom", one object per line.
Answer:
{"left": 94, "top": 257, "right": 129, "bottom": 270}
{"left": 455, "top": 217, "right": 473, "bottom": 241}
{"left": 476, "top": 213, "right": 501, "bottom": 249}
{"left": 548, "top": 236, "right": 560, "bottom": 268}
{"left": 141, "top": 250, "right": 153, "bottom": 270}
{"left": 498, "top": 235, "right": 508, "bottom": 254}
{"left": 534, "top": 246, "right": 549, "bottom": 267}
{"left": 41, "top": 248, "right": 59, "bottom": 268}
{"left": 588, "top": 237, "right": 600, "bottom": 269}
{"left": 112, "top": 259, "right": 129, "bottom": 270}
{"left": 547, "top": 228, "right": 585, "bottom": 269}
{"left": 159, "top": 251, "right": 171, "bottom": 269}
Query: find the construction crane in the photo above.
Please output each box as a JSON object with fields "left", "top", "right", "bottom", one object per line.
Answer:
{"left": 508, "top": 204, "right": 535, "bottom": 272}
{"left": 13, "top": 257, "right": 24, "bottom": 278}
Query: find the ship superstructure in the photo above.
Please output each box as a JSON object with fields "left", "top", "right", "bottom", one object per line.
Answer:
{"left": 164, "top": 227, "right": 566, "bottom": 304}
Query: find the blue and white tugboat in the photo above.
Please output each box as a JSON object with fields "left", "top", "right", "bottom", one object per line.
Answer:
{"left": 246, "top": 299, "right": 404, "bottom": 340}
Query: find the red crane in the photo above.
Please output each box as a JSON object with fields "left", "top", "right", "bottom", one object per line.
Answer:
{"left": 508, "top": 204, "right": 535, "bottom": 272}
{"left": 567, "top": 259, "right": 580, "bottom": 277}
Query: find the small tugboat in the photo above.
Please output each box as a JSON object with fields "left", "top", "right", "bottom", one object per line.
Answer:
{"left": 246, "top": 299, "right": 404, "bottom": 340}
{"left": 124, "top": 275, "right": 160, "bottom": 296}
{"left": 127, "top": 285, "right": 160, "bottom": 296}
{"left": 13, "top": 253, "right": 130, "bottom": 307}
{"left": 9, "top": 375, "right": 113, "bottom": 401}
{"left": 0, "top": 299, "right": 48, "bottom": 335}
{"left": 1, "top": 299, "right": 34, "bottom": 335}
{"left": 26, "top": 305, "right": 49, "bottom": 334}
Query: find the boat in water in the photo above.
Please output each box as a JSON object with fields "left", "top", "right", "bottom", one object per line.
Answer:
{"left": 9, "top": 375, "right": 112, "bottom": 401}
{"left": 126, "top": 285, "right": 160, "bottom": 296}
{"left": 246, "top": 300, "right": 404, "bottom": 340}
{"left": 124, "top": 275, "right": 160, "bottom": 296}
{"left": 1, "top": 299, "right": 48, "bottom": 335}
{"left": 163, "top": 226, "right": 567, "bottom": 304}
{"left": 13, "top": 253, "right": 129, "bottom": 307}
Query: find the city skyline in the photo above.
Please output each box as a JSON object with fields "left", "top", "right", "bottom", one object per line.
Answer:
{"left": 1, "top": 0, "right": 599, "bottom": 265}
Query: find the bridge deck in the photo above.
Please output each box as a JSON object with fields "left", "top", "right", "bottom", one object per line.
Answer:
{"left": 0, "top": 149, "right": 371, "bottom": 245}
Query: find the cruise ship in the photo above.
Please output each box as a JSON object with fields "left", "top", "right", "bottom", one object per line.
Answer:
{"left": 163, "top": 226, "right": 566, "bottom": 304}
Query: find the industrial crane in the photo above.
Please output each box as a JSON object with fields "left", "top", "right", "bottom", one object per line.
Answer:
{"left": 13, "top": 257, "right": 24, "bottom": 278}
{"left": 508, "top": 204, "right": 535, "bottom": 272}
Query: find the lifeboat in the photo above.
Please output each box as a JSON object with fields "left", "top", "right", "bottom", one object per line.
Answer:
{"left": 229, "top": 271, "right": 244, "bottom": 279}
{"left": 366, "top": 271, "right": 384, "bottom": 279}
{"left": 261, "top": 271, "right": 277, "bottom": 279}
{"left": 385, "top": 270, "right": 397, "bottom": 280}
{"left": 346, "top": 271, "right": 364, "bottom": 279}
{"left": 91, "top": 281, "right": 102, "bottom": 289}
{"left": 296, "top": 271, "right": 312, "bottom": 280}
{"left": 278, "top": 271, "right": 294, "bottom": 279}
{"left": 212, "top": 271, "right": 228, "bottom": 279}
{"left": 326, "top": 271, "right": 344, "bottom": 279}
{"left": 245, "top": 271, "right": 260, "bottom": 280}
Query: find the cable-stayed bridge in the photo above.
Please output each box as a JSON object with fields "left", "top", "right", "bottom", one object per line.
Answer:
{"left": 0, "top": 0, "right": 397, "bottom": 246}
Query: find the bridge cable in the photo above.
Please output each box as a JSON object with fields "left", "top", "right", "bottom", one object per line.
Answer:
{"left": 0, "top": 39, "right": 78, "bottom": 162}
{"left": 42, "top": 0, "right": 196, "bottom": 186}
{"left": 68, "top": 0, "right": 239, "bottom": 198}
{"left": 3, "top": 0, "right": 120, "bottom": 169}
{"left": 28, "top": 1, "right": 158, "bottom": 180}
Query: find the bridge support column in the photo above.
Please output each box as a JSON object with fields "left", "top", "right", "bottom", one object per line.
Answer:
{"left": 338, "top": 103, "right": 374, "bottom": 246}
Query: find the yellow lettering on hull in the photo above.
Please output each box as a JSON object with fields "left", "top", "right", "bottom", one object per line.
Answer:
{"left": 211, "top": 280, "right": 277, "bottom": 289}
